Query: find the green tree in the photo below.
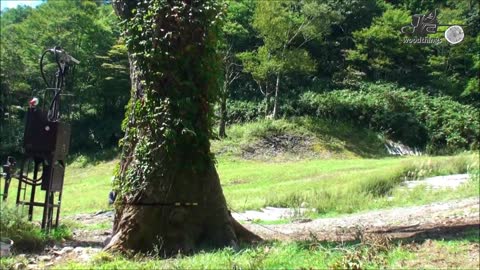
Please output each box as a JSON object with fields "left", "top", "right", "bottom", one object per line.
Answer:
{"left": 241, "top": 0, "right": 339, "bottom": 118}
{"left": 107, "top": 0, "right": 258, "bottom": 254}
{"left": 346, "top": 7, "right": 430, "bottom": 84}
{"left": 425, "top": 1, "right": 479, "bottom": 101}
{"left": 0, "top": 1, "right": 128, "bottom": 154}
{"left": 314, "top": 0, "right": 382, "bottom": 82}
{"left": 218, "top": 0, "right": 255, "bottom": 137}
{"left": 346, "top": 1, "right": 478, "bottom": 102}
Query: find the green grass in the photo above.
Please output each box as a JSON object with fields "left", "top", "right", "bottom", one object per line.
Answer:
{"left": 221, "top": 153, "right": 479, "bottom": 214}
{"left": 4, "top": 118, "right": 477, "bottom": 219}
{"left": 50, "top": 228, "right": 479, "bottom": 269}
{"left": 3, "top": 153, "right": 478, "bottom": 221}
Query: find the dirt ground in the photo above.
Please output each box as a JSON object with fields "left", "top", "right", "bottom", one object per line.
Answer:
{"left": 244, "top": 197, "right": 480, "bottom": 242}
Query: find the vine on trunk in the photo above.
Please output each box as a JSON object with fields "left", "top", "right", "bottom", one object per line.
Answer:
{"left": 114, "top": 0, "right": 225, "bottom": 198}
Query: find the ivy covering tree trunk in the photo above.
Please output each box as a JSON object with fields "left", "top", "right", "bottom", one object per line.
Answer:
{"left": 107, "top": 0, "right": 259, "bottom": 255}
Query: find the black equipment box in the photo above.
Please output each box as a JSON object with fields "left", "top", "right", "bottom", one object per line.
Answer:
{"left": 41, "top": 161, "right": 65, "bottom": 192}
{"left": 23, "top": 109, "right": 71, "bottom": 159}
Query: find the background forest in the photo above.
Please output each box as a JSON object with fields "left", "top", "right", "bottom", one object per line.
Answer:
{"left": 0, "top": 0, "right": 478, "bottom": 158}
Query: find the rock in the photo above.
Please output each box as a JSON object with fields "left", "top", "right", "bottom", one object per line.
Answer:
{"left": 73, "top": 247, "right": 84, "bottom": 254}
{"left": 52, "top": 250, "right": 63, "bottom": 256}
{"left": 61, "top": 246, "right": 74, "bottom": 253}
{"left": 38, "top": 255, "right": 52, "bottom": 262}
{"left": 17, "top": 254, "right": 27, "bottom": 259}
{"left": 293, "top": 218, "right": 312, "bottom": 223}
{"left": 44, "top": 262, "right": 54, "bottom": 267}
{"left": 13, "top": 262, "right": 26, "bottom": 270}
{"left": 95, "top": 210, "right": 108, "bottom": 215}
{"left": 91, "top": 248, "right": 102, "bottom": 253}
{"left": 78, "top": 253, "right": 92, "bottom": 262}
{"left": 103, "top": 236, "right": 112, "bottom": 246}
{"left": 26, "top": 265, "right": 38, "bottom": 270}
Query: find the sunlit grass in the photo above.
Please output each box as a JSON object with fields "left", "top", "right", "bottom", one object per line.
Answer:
{"left": 3, "top": 152, "right": 477, "bottom": 221}
{"left": 48, "top": 228, "right": 479, "bottom": 270}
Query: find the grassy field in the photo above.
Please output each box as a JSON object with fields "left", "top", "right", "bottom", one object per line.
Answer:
{"left": 1, "top": 118, "right": 479, "bottom": 269}
{"left": 2, "top": 152, "right": 477, "bottom": 219}
{"left": 3, "top": 118, "right": 477, "bottom": 218}
{"left": 45, "top": 228, "right": 478, "bottom": 269}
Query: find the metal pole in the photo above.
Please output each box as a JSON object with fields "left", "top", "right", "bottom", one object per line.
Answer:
{"left": 27, "top": 159, "right": 40, "bottom": 221}
{"left": 55, "top": 191, "right": 63, "bottom": 228}
{"left": 15, "top": 159, "right": 26, "bottom": 206}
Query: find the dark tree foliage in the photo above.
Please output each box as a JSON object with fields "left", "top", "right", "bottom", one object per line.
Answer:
{"left": 0, "top": 0, "right": 477, "bottom": 158}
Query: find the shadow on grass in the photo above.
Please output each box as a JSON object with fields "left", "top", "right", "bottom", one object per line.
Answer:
{"left": 67, "top": 148, "right": 119, "bottom": 167}
{"left": 388, "top": 223, "right": 480, "bottom": 244}
{"left": 252, "top": 223, "right": 480, "bottom": 251}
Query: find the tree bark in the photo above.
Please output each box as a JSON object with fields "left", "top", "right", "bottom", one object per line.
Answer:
{"left": 218, "top": 80, "right": 228, "bottom": 138}
{"left": 264, "top": 82, "right": 270, "bottom": 118}
{"left": 272, "top": 73, "right": 281, "bottom": 119}
{"left": 108, "top": 0, "right": 260, "bottom": 256}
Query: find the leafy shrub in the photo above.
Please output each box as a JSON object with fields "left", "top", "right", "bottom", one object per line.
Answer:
{"left": 0, "top": 205, "right": 72, "bottom": 252}
{"left": 298, "top": 83, "right": 479, "bottom": 153}
{"left": 225, "top": 99, "right": 301, "bottom": 124}
{"left": 0, "top": 205, "right": 45, "bottom": 252}
{"left": 225, "top": 100, "right": 264, "bottom": 124}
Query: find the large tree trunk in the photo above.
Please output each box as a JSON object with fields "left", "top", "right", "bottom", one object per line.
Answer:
{"left": 107, "top": 0, "right": 260, "bottom": 256}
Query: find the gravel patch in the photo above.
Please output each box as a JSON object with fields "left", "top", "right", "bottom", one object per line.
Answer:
{"left": 403, "top": 174, "right": 470, "bottom": 189}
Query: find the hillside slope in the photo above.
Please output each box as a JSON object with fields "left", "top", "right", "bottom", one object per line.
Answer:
{"left": 211, "top": 117, "right": 389, "bottom": 160}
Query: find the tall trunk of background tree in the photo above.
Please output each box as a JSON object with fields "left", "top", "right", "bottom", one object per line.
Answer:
{"left": 219, "top": 48, "right": 240, "bottom": 138}
{"left": 272, "top": 72, "right": 281, "bottom": 119}
{"left": 218, "top": 80, "right": 228, "bottom": 138}
{"left": 264, "top": 82, "right": 271, "bottom": 118}
{"left": 107, "top": 0, "right": 260, "bottom": 256}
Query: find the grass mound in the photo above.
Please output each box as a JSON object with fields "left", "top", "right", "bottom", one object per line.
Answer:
{"left": 212, "top": 117, "right": 387, "bottom": 160}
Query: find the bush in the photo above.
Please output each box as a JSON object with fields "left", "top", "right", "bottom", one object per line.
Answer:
{"left": 225, "top": 99, "right": 301, "bottom": 124}
{"left": 0, "top": 205, "right": 45, "bottom": 252}
{"left": 298, "top": 83, "right": 480, "bottom": 153}
{"left": 225, "top": 100, "right": 264, "bottom": 124}
{"left": 0, "top": 205, "right": 72, "bottom": 252}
